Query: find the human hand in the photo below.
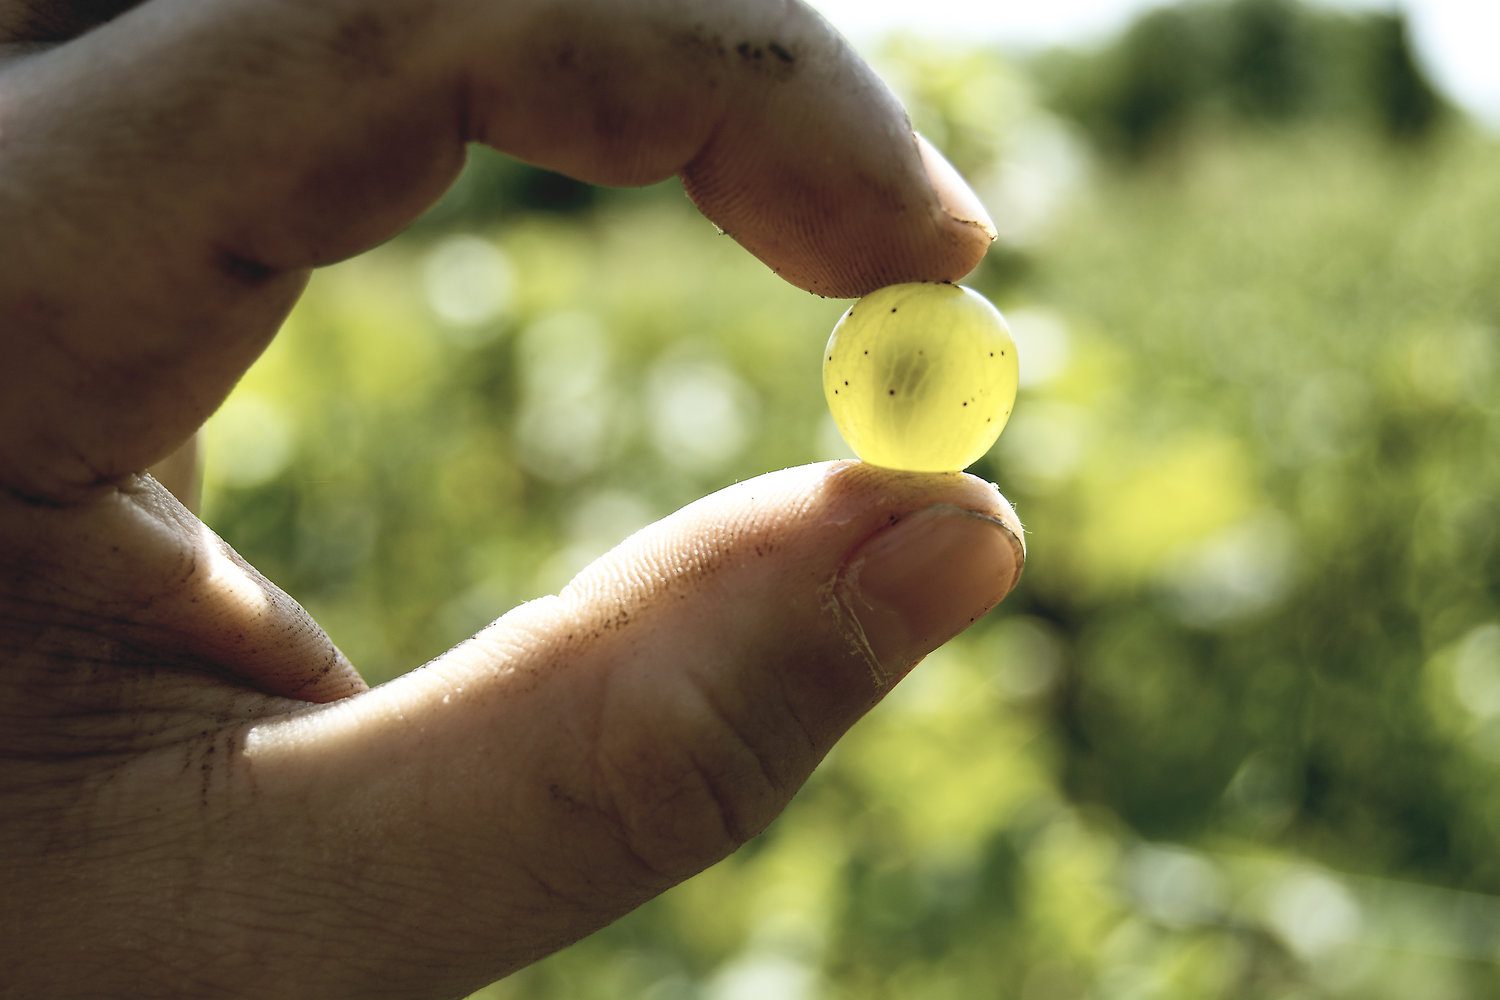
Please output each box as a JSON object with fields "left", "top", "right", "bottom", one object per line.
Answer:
{"left": 0, "top": 0, "right": 1021, "bottom": 996}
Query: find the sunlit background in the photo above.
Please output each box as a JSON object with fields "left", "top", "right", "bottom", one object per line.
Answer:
{"left": 201, "top": 0, "right": 1500, "bottom": 996}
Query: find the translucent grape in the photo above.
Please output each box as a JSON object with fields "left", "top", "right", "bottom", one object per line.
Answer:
{"left": 823, "top": 282, "right": 1018, "bottom": 472}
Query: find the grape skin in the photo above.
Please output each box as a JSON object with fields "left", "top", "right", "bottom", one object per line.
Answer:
{"left": 822, "top": 283, "right": 1018, "bottom": 472}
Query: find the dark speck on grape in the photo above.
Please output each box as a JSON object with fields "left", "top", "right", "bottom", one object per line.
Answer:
{"left": 890, "top": 307, "right": 897, "bottom": 313}
{"left": 888, "top": 389, "right": 895, "bottom": 396}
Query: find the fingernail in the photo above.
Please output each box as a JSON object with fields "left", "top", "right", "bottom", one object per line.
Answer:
{"left": 838, "top": 504, "right": 1022, "bottom": 680}
{"left": 915, "top": 132, "right": 997, "bottom": 241}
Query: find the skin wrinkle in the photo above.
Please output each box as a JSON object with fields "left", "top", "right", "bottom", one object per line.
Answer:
{"left": 1, "top": 582, "right": 350, "bottom": 711}
{"left": 584, "top": 637, "right": 769, "bottom": 884}
{"left": 131, "top": 870, "right": 367, "bottom": 996}
{"left": 586, "top": 665, "right": 680, "bottom": 877}
{"left": 0, "top": 612, "right": 313, "bottom": 768}
{"left": 680, "top": 673, "right": 787, "bottom": 839}
{"left": 7, "top": 728, "right": 248, "bottom": 866}
{"left": 212, "top": 242, "right": 280, "bottom": 288}
{"left": 582, "top": 740, "right": 686, "bottom": 887}
{"left": 764, "top": 645, "right": 823, "bottom": 757}
{"left": 681, "top": 738, "right": 753, "bottom": 847}
{"left": 0, "top": 302, "right": 118, "bottom": 503}
{"left": 608, "top": 746, "right": 740, "bottom": 877}
{"left": 518, "top": 498, "right": 813, "bottom": 876}
{"left": 566, "top": 480, "right": 836, "bottom": 876}
{"left": 495, "top": 799, "right": 607, "bottom": 914}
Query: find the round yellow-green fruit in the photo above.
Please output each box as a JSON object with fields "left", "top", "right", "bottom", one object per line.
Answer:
{"left": 823, "top": 282, "right": 1019, "bottom": 472}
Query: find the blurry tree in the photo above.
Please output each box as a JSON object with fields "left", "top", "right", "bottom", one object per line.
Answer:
{"left": 1222, "top": 0, "right": 1312, "bottom": 121}
{"left": 1364, "top": 11, "right": 1443, "bottom": 141}
{"left": 1039, "top": 0, "right": 1448, "bottom": 161}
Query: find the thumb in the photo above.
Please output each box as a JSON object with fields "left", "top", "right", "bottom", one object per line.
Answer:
{"left": 238, "top": 462, "right": 1023, "bottom": 997}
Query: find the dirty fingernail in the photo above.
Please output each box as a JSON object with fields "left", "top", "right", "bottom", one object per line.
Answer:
{"left": 842, "top": 504, "right": 1022, "bottom": 678}
{"left": 915, "top": 132, "right": 997, "bottom": 240}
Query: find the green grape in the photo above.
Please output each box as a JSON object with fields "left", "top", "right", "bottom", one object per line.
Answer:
{"left": 823, "top": 282, "right": 1018, "bottom": 472}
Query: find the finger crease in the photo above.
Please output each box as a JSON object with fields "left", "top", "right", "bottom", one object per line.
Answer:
{"left": 211, "top": 243, "right": 280, "bottom": 288}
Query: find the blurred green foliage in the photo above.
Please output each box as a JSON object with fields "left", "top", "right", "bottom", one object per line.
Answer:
{"left": 1039, "top": 0, "right": 1446, "bottom": 160}
{"left": 202, "top": 0, "right": 1500, "bottom": 996}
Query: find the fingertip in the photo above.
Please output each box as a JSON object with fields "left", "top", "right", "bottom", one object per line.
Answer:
{"left": 675, "top": 5, "right": 993, "bottom": 298}
{"left": 915, "top": 131, "right": 997, "bottom": 243}
{"left": 683, "top": 131, "right": 994, "bottom": 299}
{"left": 830, "top": 498, "right": 1022, "bottom": 687}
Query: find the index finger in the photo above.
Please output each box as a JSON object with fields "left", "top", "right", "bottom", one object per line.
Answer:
{"left": 0, "top": 0, "right": 995, "bottom": 503}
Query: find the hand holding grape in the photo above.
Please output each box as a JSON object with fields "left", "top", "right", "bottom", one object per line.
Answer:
{"left": 0, "top": 1, "right": 1022, "bottom": 996}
